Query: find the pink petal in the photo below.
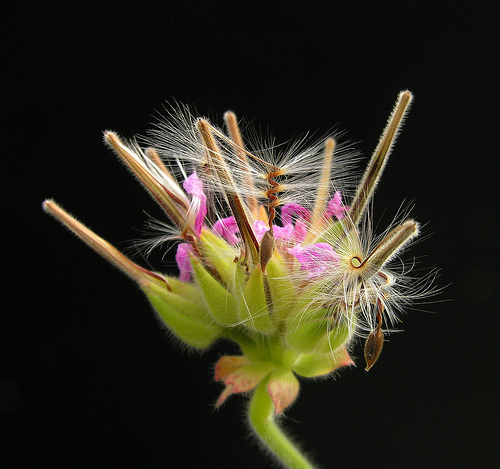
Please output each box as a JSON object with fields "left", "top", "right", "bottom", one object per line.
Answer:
{"left": 289, "top": 243, "right": 340, "bottom": 279}
{"left": 213, "top": 216, "right": 240, "bottom": 244}
{"left": 280, "top": 204, "right": 311, "bottom": 226}
{"left": 325, "top": 191, "right": 348, "bottom": 220}
{"left": 273, "top": 223, "right": 295, "bottom": 240}
{"left": 183, "top": 172, "right": 207, "bottom": 236}
{"left": 175, "top": 243, "right": 194, "bottom": 282}
{"left": 294, "top": 218, "right": 308, "bottom": 242}
{"left": 252, "top": 220, "right": 270, "bottom": 242}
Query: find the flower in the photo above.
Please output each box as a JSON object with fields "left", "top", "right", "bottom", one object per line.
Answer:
{"left": 43, "top": 91, "right": 430, "bottom": 468}
{"left": 288, "top": 243, "right": 341, "bottom": 279}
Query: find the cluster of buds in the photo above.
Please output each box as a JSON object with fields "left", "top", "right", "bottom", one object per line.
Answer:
{"left": 44, "top": 91, "right": 425, "bottom": 468}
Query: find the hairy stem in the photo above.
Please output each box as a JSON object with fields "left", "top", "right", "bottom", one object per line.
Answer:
{"left": 347, "top": 90, "right": 412, "bottom": 228}
{"left": 224, "top": 111, "right": 259, "bottom": 218}
{"left": 306, "top": 137, "right": 336, "bottom": 243}
{"left": 42, "top": 199, "right": 168, "bottom": 287}
{"left": 248, "top": 379, "right": 316, "bottom": 469}
{"left": 197, "top": 119, "right": 260, "bottom": 267}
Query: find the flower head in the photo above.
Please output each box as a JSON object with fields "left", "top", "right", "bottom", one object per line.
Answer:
{"left": 43, "top": 91, "right": 433, "bottom": 468}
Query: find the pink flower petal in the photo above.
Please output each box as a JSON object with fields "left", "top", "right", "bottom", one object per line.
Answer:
{"left": 183, "top": 172, "right": 207, "bottom": 236}
{"left": 272, "top": 204, "right": 312, "bottom": 243}
{"left": 273, "top": 223, "right": 295, "bottom": 240}
{"left": 175, "top": 243, "right": 194, "bottom": 282}
{"left": 289, "top": 243, "right": 340, "bottom": 279}
{"left": 325, "top": 191, "right": 348, "bottom": 220}
{"left": 294, "top": 218, "right": 308, "bottom": 242}
{"left": 213, "top": 216, "right": 240, "bottom": 244}
{"left": 280, "top": 204, "right": 311, "bottom": 226}
{"left": 252, "top": 220, "right": 270, "bottom": 242}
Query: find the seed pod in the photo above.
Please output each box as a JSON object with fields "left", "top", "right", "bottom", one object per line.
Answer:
{"left": 364, "top": 327, "right": 384, "bottom": 371}
{"left": 260, "top": 229, "right": 275, "bottom": 274}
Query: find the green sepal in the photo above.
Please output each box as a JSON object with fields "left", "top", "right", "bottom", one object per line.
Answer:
{"left": 220, "top": 328, "right": 261, "bottom": 362}
{"left": 264, "top": 254, "right": 297, "bottom": 321}
{"left": 315, "top": 319, "right": 354, "bottom": 354}
{"left": 142, "top": 283, "right": 221, "bottom": 349}
{"left": 284, "top": 317, "right": 327, "bottom": 353}
{"left": 190, "top": 256, "right": 239, "bottom": 327}
{"left": 292, "top": 348, "right": 351, "bottom": 378}
{"left": 285, "top": 277, "right": 344, "bottom": 352}
{"left": 153, "top": 276, "right": 210, "bottom": 323}
{"left": 225, "top": 361, "right": 275, "bottom": 392}
{"left": 284, "top": 297, "right": 330, "bottom": 352}
{"left": 198, "top": 229, "right": 238, "bottom": 285}
{"left": 238, "top": 267, "right": 276, "bottom": 334}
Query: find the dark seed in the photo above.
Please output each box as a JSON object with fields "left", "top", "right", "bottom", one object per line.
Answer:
{"left": 364, "top": 328, "right": 384, "bottom": 371}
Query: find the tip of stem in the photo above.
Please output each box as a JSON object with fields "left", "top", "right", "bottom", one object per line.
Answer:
{"left": 399, "top": 90, "right": 413, "bottom": 107}
{"left": 223, "top": 110, "right": 237, "bottom": 122}
{"left": 42, "top": 198, "right": 53, "bottom": 212}
{"left": 42, "top": 198, "right": 61, "bottom": 217}
{"left": 103, "top": 130, "right": 119, "bottom": 146}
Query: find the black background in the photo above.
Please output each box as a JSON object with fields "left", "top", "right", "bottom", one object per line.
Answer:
{"left": 3, "top": 2, "right": 498, "bottom": 468}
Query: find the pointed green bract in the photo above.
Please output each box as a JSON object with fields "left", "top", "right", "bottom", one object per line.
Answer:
{"left": 189, "top": 255, "right": 239, "bottom": 326}
{"left": 238, "top": 267, "right": 276, "bottom": 334}
{"left": 147, "top": 277, "right": 209, "bottom": 323}
{"left": 267, "top": 367, "right": 300, "bottom": 414}
{"left": 316, "top": 318, "right": 355, "bottom": 354}
{"left": 285, "top": 299, "right": 331, "bottom": 352}
{"left": 225, "top": 361, "right": 274, "bottom": 392}
{"left": 199, "top": 229, "right": 238, "bottom": 285}
{"left": 313, "top": 219, "right": 345, "bottom": 245}
{"left": 285, "top": 319, "right": 327, "bottom": 353}
{"left": 143, "top": 285, "right": 221, "bottom": 349}
{"left": 264, "top": 255, "right": 297, "bottom": 321}
{"left": 292, "top": 348, "right": 352, "bottom": 378}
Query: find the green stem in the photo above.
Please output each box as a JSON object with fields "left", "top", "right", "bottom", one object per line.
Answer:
{"left": 248, "top": 379, "right": 317, "bottom": 469}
